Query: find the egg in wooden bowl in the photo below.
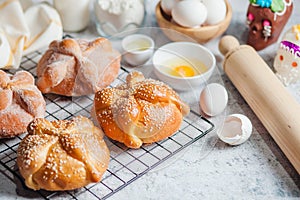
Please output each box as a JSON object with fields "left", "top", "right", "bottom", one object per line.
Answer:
{"left": 155, "top": 0, "right": 232, "bottom": 44}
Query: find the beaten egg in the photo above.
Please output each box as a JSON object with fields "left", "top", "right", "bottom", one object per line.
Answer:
{"left": 125, "top": 38, "right": 152, "bottom": 52}
{"left": 122, "top": 34, "right": 154, "bottom": 66}
{"left": 161, "top": 58, "right": 208, "bottom": 78}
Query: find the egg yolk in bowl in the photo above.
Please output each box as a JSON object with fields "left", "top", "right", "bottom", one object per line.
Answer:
{"left": 170, "top": 65, "right": 195, "bottom": 77}
{"left": 161, "top": 58, "right": 208, "bottom": 78}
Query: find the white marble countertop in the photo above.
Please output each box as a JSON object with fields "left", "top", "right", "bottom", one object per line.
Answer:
{"left": 0, "top": 0, "right": 299, "bottom": 199}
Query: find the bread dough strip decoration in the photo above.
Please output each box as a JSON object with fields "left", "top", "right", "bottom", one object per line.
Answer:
{"left": 93, "top": 71, "right": 190, "bottom": 149}
{"left": 0, "top": 70, "right": 46, "bottom": 138}
{"left": 36, "top": 37, "right": 121, "bottom": 96}
{"left": 17, "top": 116, "right": 110, "bottom": 191}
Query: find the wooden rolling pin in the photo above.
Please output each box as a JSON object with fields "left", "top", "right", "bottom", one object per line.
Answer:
{"left": 219, "top": 35, "right": 300, "bottom": 174}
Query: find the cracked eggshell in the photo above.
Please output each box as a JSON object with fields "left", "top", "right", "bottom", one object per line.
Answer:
{"left": 200, "top": 83, "right": 228, "bottom": 116}
{"left": 217, "top": 114, "right": 252, "bottom": 145}
{"left": 171, "top": 0, "right": 207, "bottom": 28}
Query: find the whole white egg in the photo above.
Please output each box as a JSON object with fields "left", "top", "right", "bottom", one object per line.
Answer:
{"left": 202, "top": 0, "right": 227, "bottom": 25}
{"left": 172, "top": 0, "right": 207, "bottom": 28}
{"left": 161, "top": 0, "right": 180, "bottom": 16}
{"left": 200, "top": 83, "right": 228, "bottom": 116}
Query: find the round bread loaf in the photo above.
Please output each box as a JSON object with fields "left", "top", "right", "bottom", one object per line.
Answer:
{"left": 36, "top": 37, "right": 121, "bottom": 96}
{"left": 17, "top": 116, "right": 110, "bottom": 191}
{"left": 93, "top": 71, "right": 190, "bottom": 148}
{"left": 0, "top": 70, "right": 45, "bottom": 138}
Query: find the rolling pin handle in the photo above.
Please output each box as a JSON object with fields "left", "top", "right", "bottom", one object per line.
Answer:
{"left": 219, "top": 35, "right": 240, "bottom": 56}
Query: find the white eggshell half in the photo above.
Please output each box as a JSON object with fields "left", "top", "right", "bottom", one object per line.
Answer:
{"left": 161, "top": 0, "right": 180, "bottom": 16}
{"left": 217, "top": 114, "right": 252, "bottom": 145}
{"left": 202, "top": 0, "right": 227, "bottom": 25}
{"left": 172, "top": 0, "right": 207, "bottom": 28}
{"left": 200, "top": 83, "right": 228, "bottom": 116}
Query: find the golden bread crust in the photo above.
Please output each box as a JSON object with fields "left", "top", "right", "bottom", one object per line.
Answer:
{"left": 0, "top": 70, "right": 45, "bottom": 138}
{"left": 17, "top": 116, "right": 110, "bottom": 191}
{"left": 93, "top": 71, "right": 190, "bottom": 148}
{"left": 36, "top": 38, "right": 121, "bottom": 96}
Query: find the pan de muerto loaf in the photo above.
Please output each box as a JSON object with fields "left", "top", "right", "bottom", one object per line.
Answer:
{"left": 93, "top": 71, "right": 190, "bottom": 148}
{"left": 36, "top": 37, "right": 121, "bottom": 96}
{"left": 17, "top": 116, "right": 110, "bottom": 191}
{"left": 0, "top": 70, "right": 45, "bottom": 138}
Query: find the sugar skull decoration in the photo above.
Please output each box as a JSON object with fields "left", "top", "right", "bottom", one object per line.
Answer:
{"left": 274, "top": 25, "right": 300, "bottom": 86}
{"left": 246, "top": 0, "right": 293, "bottom": 51}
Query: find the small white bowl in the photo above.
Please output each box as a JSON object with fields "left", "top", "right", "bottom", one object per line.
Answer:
{"left": 122, "top": 34, "right": 155, "bottom": 66}
{"left": 152, "top": 42, "right": 216, "bottom": 91}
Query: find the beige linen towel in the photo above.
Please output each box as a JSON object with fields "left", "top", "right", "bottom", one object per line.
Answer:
{"left": 0, "top": 0, "right": 63, "bottom": 69}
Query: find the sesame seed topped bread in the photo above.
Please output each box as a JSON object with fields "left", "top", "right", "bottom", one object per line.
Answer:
{"left": 93, "top": 71, "right": 190, "bottom": 149}
{"left": 0, "top": 70, "right": 45, "bottom": 138}
{"left": 36, "top": 37, "right": 121, "bottom": 96}
{"left": 17, "top": 116, "right": 110, "bottom": 191}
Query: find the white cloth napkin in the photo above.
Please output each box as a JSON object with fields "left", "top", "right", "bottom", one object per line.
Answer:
{"left": 0, "top": 0, "right": 63, "bottom": 69}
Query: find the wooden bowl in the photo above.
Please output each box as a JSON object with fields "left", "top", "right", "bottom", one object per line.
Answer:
{"left": 155, "top": 0, "right": 232, "bottom": 43}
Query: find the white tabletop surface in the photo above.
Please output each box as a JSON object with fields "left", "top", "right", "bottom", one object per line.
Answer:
{"left": 0, "top": 0, "right": 299, "bottom": 199}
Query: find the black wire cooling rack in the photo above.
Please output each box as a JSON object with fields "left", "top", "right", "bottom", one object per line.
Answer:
{"left": 0, "top": 46, "right": 214, "bottom": 199}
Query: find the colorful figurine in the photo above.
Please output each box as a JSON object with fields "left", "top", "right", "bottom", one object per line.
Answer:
{"left": 246, "top": 0, "right": 293, "bottom": 51}
{"left": 274, "top": 25, "right": 300, "bottom": 86}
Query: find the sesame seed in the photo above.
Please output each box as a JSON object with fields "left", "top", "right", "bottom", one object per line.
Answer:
{"left": 93, "top": 71, "right": 189, "bottom": 145}
{"left": 17, "top": 115, "right": 110, "bottom": 188}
